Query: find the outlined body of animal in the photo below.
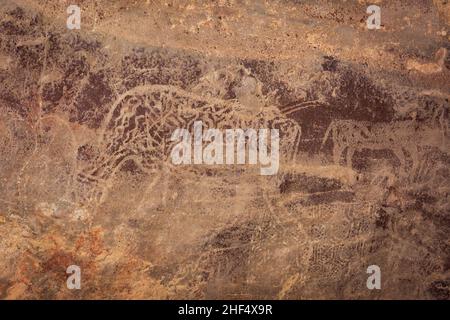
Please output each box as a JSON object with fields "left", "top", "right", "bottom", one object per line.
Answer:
{"left": 420, "top": 90, "right": 450, "bottom": 144}
{"left": 321, "top": 119, "right": 446, "bottom": 174}
{"left": 74, "top": 84, "right": 302, "bottom": 206}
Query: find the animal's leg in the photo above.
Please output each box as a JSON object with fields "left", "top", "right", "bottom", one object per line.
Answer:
{"left": 333, "top": 144, "right": 344, "bottom": 165}
{"left": 161, "top": 162, "right": 170, "bottom": 208}
{"left": 392, "top": 147, "right": 407, "bottom": 176}
{"left": 135, "top": 167, "right": 163, "bottom": 213}
{"left": 346, "top": 147, "right": 360, "bottom": 184}
{"left": 346, "top": 147, "right": 355, "bottom": 169}
{"left": 439, "top": 108, "right": 447, "bottom": 147}
{"left": 407, "top": 145, "right": 420, "bottom": 174}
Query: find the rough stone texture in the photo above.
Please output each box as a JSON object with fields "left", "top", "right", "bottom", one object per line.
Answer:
{"left": 0, "top": 0, "right": 449, "bottom": 299}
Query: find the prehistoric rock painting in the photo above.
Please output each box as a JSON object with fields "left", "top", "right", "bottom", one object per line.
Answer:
{"left": 0, "top": 0, "right": 449, "bottom": 300}
{"left": 75, "top": 83, "right": 301, "bottom": 206}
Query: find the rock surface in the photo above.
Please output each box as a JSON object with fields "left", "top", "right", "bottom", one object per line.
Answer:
{"left": 0, "top": 0, "right": 449, "bottom": 299}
